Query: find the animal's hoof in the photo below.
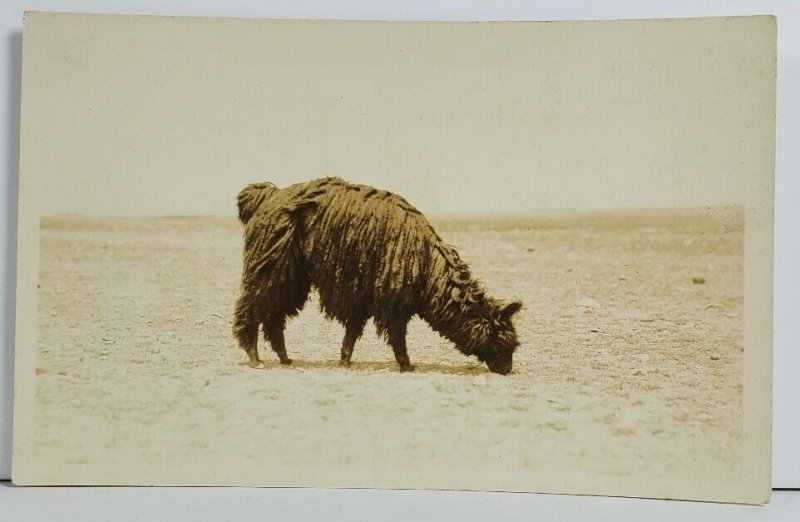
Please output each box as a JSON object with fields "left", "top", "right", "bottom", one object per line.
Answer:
{"left": 279, "top": 358, "right": 293, "bottom": 365}
{"left": 400, "top": 364, "right": 416, "bottom": 373}
{"left": 247, "top": 359, "right": 263, "bottom": 369}
{"left": 339, "top": 360, "right": 352, "bottom": 367}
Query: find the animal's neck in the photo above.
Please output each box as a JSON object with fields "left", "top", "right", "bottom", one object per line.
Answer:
{"left": 418, "top": 241, "right": 486, "bottom": 353}
{"left": 420, "top": 290, "right": 479, "bottom": 355}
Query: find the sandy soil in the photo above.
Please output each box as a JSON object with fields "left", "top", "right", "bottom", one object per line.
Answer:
{"left": 32, "top": 209, "right": 744, "bottom": 486}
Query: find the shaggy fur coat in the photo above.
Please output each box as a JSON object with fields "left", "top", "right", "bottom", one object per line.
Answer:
{"left": 233, "top": 177, "right": 521, "bottom": 374}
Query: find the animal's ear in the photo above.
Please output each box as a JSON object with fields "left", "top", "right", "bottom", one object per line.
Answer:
{"left": 499, "top": 301, "right": 522, "bottom": 321}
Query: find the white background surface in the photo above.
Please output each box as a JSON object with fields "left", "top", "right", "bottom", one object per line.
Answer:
{"left": 0, "top": 1, "right": 797, "bottom": 520}
{"left": 1, "top": 486, "right": 799, "bottom": 521}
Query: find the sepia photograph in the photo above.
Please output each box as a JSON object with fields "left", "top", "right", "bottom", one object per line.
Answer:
{"left": 12, "top": 12, "right": 775, "bottom": 503}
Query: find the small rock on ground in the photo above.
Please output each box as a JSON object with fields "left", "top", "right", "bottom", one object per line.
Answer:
{"left": 575, "top": 297, "right": 601, "bottom": 309}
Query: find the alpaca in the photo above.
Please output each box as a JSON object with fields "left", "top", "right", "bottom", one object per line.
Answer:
{"left": 233, "top": 177, "right": 522, "bottom": 374}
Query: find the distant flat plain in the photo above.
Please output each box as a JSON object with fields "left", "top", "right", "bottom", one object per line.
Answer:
{"left": 32, "top": 208, "right": 743, "bottom": 486}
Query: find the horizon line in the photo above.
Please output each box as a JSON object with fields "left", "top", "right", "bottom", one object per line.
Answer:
{"left": 40, "top": 204, "right": 744, "bottom": 221}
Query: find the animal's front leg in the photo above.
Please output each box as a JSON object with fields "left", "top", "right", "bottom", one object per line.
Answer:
{"left": 387, "top": 324, "right": 415, "bottom": 372}
{"left": 264, "top": 320, "right": 292, "bottom": 365}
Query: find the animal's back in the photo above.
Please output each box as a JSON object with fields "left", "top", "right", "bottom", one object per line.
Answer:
{"left": 297, "top": 178, "right": 441, "bottom": 326}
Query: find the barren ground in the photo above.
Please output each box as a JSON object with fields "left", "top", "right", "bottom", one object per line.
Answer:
{"left": 33, "top": 209, "right": 744, "bottom": 486}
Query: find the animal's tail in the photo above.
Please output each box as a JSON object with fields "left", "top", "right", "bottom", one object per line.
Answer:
{"left": 237, "top": 182, "right": 279, "bottom": 224}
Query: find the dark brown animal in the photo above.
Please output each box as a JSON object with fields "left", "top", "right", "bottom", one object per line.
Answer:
{"left": 233, "top": 177, "right": 522, "bottom": 374}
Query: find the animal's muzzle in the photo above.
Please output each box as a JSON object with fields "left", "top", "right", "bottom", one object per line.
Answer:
{"left": 485, "top": 356, "right": 513, "bottom": 375}
{"left": 490, "top": 364, "right": 512, "bottom": 375}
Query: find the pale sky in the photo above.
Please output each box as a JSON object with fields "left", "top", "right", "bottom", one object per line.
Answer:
{"left": 21, "top": 14, "right": 775, "bottom": 216}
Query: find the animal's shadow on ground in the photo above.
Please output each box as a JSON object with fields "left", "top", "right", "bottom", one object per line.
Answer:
{"left": 243, "top": 359, "right": 489, "bottom": 376}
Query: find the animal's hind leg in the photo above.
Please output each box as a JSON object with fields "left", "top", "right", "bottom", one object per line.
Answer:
{"left": 386, "top": 321, "right": 414, "bottom": 373}
{"left": 233, "top": 296, "right": 261, "bottom": 368}
{"left": 339, "top": 320, "right": 366, "bottom": 367}
{"left": 264, "top": 319, "right": 292, "bottom": 365}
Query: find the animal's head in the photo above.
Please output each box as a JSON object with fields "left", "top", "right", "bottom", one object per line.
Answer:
{"left": 470, "top": 300, "right": 522, "bottom": 375}
{"left": 446, "top": 281, "right": 523, "bottom": 375}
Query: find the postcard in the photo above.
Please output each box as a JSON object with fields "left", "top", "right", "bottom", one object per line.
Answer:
{"left": 12, "top": 12, "right": 775, "bottom": 503}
